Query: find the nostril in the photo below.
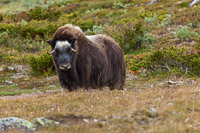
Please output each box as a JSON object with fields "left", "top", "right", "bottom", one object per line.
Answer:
{"left": 63, "top": 64, "right": 69, "bottom": 68}
{"left": 67, "top": 64, "right": 71, "bottom": 69}
{"left": 60, "top": 64, "right": 67, "bottom": 68}
{"left": 59, "top": 64, "right": 71, "bottom": 71}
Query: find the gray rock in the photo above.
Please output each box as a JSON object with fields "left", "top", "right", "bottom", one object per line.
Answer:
{"left": 147, "top": 0, "right": 157, "bottom": 5}
{"left": 0, "top": 117, "right": 36, "bottom": 132}
{"left": 168, "top": 80, "right": 178, "bottom": 85}
{"left": 150, "top": 107, "right": 157, "bottom": 113}
{"left": 167, "top": 102, "right": 173, "bottom": 106}
{"left": 83, "top": 119, "right": 90, "bottom": 123}
{"left": 5, "top": 81, "right": 13, "bottom": 85}
{"left": 0, "top": 117, "right": 59, "bottom": 132}
{"left": 190, "top": 0, "right": 199, "bottom": 7}
{"left": 8, "top": 66, "right": 14, "bottom": 71}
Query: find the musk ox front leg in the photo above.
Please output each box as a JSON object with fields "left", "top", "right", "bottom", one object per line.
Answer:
{"left": 59, "top": 78, "right": 78, "bottom": 91}
{"left": 56, "top": 67, "right": 79, "bottom": 91}
{"left": 68, "top": 85, "right": 78, "bottom": 91}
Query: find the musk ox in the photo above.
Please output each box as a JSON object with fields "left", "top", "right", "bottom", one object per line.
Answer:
{"left": 47, "top": 24, "right": 125, "bottom": 91}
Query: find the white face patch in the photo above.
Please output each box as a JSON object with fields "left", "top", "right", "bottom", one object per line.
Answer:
{"left": 56, "top": 41, "right": 71, "bottom": 49}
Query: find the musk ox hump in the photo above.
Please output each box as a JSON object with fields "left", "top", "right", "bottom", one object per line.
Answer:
{"left": 53, "top": 24, "right": 83, "bottom": 41}
{"left": 64, "top": 24, "right": 83, "bottom": 33}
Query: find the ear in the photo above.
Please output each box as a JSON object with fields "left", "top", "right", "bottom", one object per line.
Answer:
{"left": 47, "top": 39, "right": 54, "bottom": 46}
{"left": 69, "top": 38, "right": 76, "bottom": 46}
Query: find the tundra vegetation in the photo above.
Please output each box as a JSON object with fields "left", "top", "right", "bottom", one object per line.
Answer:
{"left": 0, "top": 0, "right": 200, "bottom": 132}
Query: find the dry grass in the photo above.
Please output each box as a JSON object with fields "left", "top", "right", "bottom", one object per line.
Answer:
{"left": 1, "top": 77, "right": 200, "bottom": 132}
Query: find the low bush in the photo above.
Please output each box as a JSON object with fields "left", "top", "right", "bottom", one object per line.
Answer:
{"left": 0, "top": 23, "right": 19, "bottom": 33}
{"left": 74, "top": 19, "right": 96, "bottom": 32}
{"left": 0, "top": 32, "right": 9, "bottom": 46}
{"left": 178, "top": 2, "right": 188, "bottom": 8}
{"left": 0, "top": 48, "right": 22, "bottom": 63}
{"left": 126, "top": 46, "right": 200, "bottom": 76}
{"left": 0, "top": 13, "right": 3, "bottom": 21}
{"left": 19, "top": 20, "right": 63, "bottom": 38}
{"left": 0, "top": 20, "right": 63, "bottom": 38}
{"left": 29, "top": 53, "right": 55, "bottom": 76}
{"left": 28, "top": 6, "right": 62, "bottom": 21}
{"left": 175, "top": 25, "right": 199, "bottom": 42}
{"left": 125, "top": 53, "right": 148, "bottom": 72}
{"left": 104, "top": 20, "right": 154, "bottom": 52}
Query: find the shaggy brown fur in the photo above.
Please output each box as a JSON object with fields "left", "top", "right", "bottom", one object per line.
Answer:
{"left": 48, "top": 24, "right": 126, "bottom": 91}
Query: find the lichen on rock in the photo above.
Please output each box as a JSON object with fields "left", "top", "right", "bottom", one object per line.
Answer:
{"left": 0, "top": 117, "right": 59, "bottom": 132}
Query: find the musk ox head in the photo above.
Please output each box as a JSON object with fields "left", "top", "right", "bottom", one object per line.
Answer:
{"left": 47, "top": 24, "right": 84, "bottom": 75}
{"left": 47, "top": 38, "right": 77, "bottom": 72}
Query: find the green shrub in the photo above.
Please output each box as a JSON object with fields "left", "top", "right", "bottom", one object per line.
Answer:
{"left": 0, "top": 48, "right": 22, "bottom": 63}
{"left": 112, "top": 1, "right": 134, "bottom": 9}
{"left": 178, "top": 2, "right": 188, "bottom": 8}
{"left": 144, "top": 15, "right": 157, "bottom": 23}
{"left": 125, "top": 54, "right": 148, "bottom": 72}
{"left": 194, "top": 37, "right": 200, "bottom": 50}
{"left": 175, "top": 25, "right": 199, "bottom": 42}
{"left": 0, "top": 50, "right": 3, "bottom": 61}
{"left": 0, "top": 23, "right": 19, "bottom": 33}
{"left": 74, "top": 19, "right": 96, "bottom": 32}
{"left": 0, "top": 32, "right": 9, "bottom": 45}
{"left": 84, "top": 24, "right": 107, "bottom": 35}
{"left": 112, "top": 2, "right": 127, "bottom": 9}
{"left": 0, "top": 31, "right": 47, "bottom": 52}
{"left": 104, "top": 20, "right": 152, "bottom": 52}
{"left": 126, "top": 46, "right": 200, "bottom": 76}
{"left": 19, "top": 20, "right": 61, "bottom": 38}
{"left": 0, "top": 19, "right": 65, "bottom": 39}
{"left": 124, "top": 22, "right": 145, "bottom": 50}
{"left": 29, "top": 53, "right": 55, "bottom": 76}
{"left": 28, "top": 6, "right": 61, "bottom": 21}
{"left": 0, "top": 13, "right": 3, "bottom": 21}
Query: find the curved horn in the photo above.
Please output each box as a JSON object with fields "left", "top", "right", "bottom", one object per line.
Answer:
{"left": 47, "top": 49, "right": 55, "bottom": 54}
{"left": 71, "top": 48, "right": 77, "bottom": 52}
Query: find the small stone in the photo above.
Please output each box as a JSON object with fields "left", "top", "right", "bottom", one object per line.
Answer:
{"left": 115, "top": 96, "right": 119, "bottom": 99}
{"left": 168, "top": 80, "right": 178, "bottom": 85}
{"left": 83, "top": 119, "right": 89, "bottom": 124}
{"left": 155, "top": 98, "right": 161, "bottom": 101}
{"left": 93, "top": 119, "right": 99, "bottom": 122}
{"left": 137, "top": 118, "right": 149, "bottom": 125}
{"left": 49, "top": 85, "right": 56, "bottom": 88}
{"left": 0, "top": 68, "right": 3, "bottom": 72}
{"left": 150, "top": 84, "right": 154, "bottom": 88}
{"left": 5, "top": 81, "right": 13, "bottom": 85}
{"left": 167, "top": 102, "right": 173, "bottom": 106}
{"left": 8, "top": 66, "right": 14, "bottom": 71}
{"left": 150, "top": 107, "right": 157, "bottom": 113}
{"left": 185, "top": 117, "right": 190, "bottom": 123}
